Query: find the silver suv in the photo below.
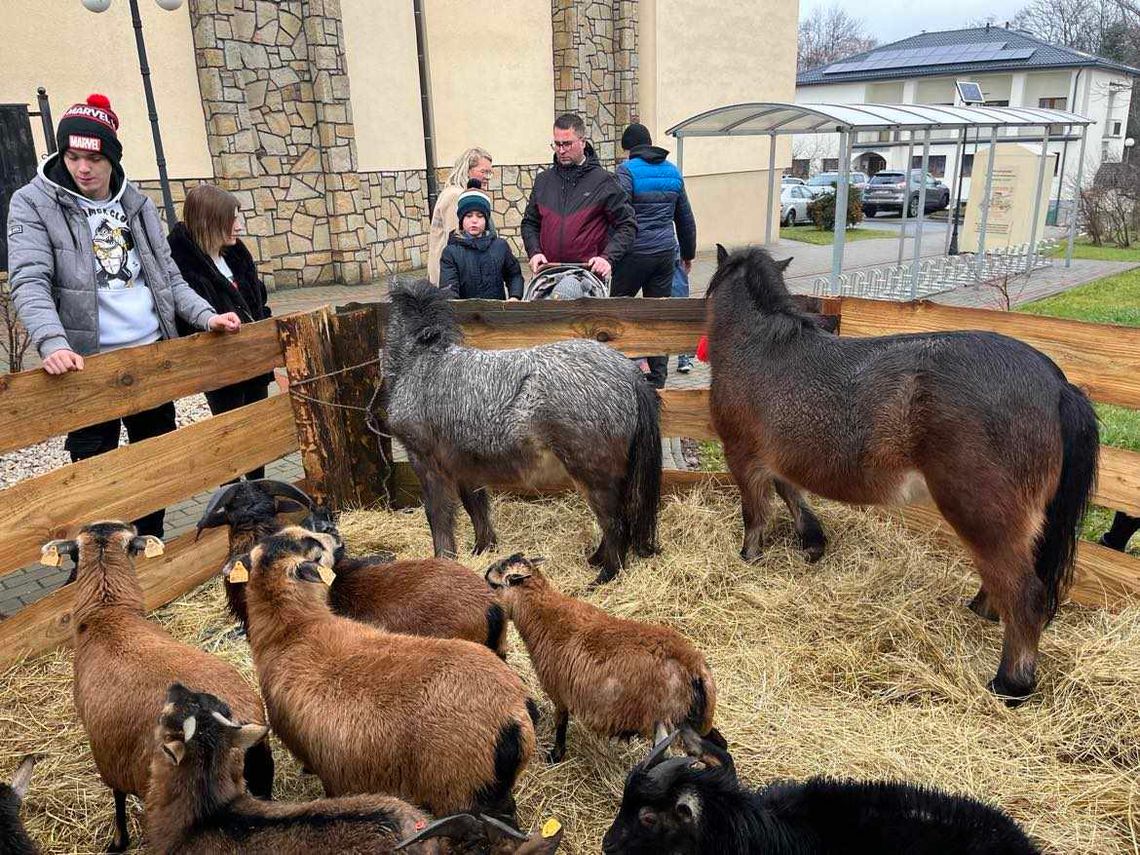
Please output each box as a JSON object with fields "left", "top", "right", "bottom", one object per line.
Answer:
{"left": 863, "top": 170, "right": 950, "bottom": 217}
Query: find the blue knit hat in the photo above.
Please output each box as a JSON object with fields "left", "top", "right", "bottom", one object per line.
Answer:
{"left": 456, "top": 179, "right": 492, "bottom": 224}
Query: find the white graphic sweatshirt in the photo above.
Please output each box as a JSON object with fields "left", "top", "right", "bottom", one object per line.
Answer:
{"left": 73, "top": 185, "right": 161, "bottom": 352}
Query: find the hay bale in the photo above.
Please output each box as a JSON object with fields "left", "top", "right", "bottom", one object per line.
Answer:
{"left": 2, "top": 487, "right": 1138, "bottom": 853}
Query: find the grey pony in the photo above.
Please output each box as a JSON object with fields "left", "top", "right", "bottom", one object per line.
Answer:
{"left": 382, "top": 279, "right": 662, "bottom": 584}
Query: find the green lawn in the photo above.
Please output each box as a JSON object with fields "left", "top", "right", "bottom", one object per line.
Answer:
{"left": 1018, "top": 274, "right": 1138, "bottom": 546}
{"left": 1047, "top": 237, "right": 1140, "bottom": 262}
{"left": 780, "top": 225, "right": 896, "bottom": 244}
{"left": 1018, "top": 266, "right": 1140, "bottom": 326}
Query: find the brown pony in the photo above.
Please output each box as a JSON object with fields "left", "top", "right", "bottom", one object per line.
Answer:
{"left": 706, "top": 246, "right": 1099, "bottom": 704}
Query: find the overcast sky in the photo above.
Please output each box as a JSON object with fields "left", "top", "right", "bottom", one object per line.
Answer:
{"left": 800, "top": 0, "right": 1030, "bottom": 44}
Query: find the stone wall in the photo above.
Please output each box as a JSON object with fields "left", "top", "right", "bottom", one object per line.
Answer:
{"left": 359, "top": 163, "right": 544, "bottom": 277}
{"left": 171, "top": 0, "right": 639, "bottom": 287}
{"left": 552, "top": 0, "right": 639, "bottom": 166}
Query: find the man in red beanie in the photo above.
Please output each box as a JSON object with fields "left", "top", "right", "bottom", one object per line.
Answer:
{"left": 7, "top": 93, "right": 242, "bottom": 537}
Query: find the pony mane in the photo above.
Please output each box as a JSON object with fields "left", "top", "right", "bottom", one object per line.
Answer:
{"left": 387, "top": 278, "right": 464, "bottom": 348}
{"left": 707, "top": 247, "right": 818, "bottom": 341}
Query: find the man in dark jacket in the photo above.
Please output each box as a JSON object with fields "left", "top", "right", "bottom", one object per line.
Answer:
{"left": 440, "top": 183, "right": 524, "bottom": 300}
{"left": 521, "top": 113, "right": 636, "bottom": 280}
{"left": 613, "top": 123, "right": 697, "bottom": 389}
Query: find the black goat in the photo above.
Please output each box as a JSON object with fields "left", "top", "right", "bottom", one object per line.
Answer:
{"left": 602, "top": 732, "right": 1041, "bottom": 855}
{"left": 1, "top": 755, "right": 41, "bottom": 855}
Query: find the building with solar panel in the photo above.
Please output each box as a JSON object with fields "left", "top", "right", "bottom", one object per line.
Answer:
{"left": 793, "top": 24, "right": 1137, "bottom": 222}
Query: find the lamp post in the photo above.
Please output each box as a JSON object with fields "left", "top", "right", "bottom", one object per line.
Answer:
{"left": 80, "top": 0, "right": 183, "bottom": 229}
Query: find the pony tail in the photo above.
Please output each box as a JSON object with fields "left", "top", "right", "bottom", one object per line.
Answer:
{"left": 1035, "top": 383, "right": 1099, "bottom": 620}
{"left": 625, "top": 380, "right": 662, "bottom": 557}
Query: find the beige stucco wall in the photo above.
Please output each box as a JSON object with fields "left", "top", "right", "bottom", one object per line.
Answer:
{"left": 641, "top": 0, "right": 798, "bottom": 177}
{"left": 1024, "top": 71, "right": 1074, "bottom": 105}
{"left": 0, "top": 0, "right": 211, "bottom": 180}
{"left": 344, "top": 0, "right": 554, "bottom": 171}
{"left": 686, "top": 170, "right": 781, "bottom": 249}
{"left": 342, "top": 0, "right": 426, "bottom": 171}
{"left": 425, "top": 0, "right": 554, "bottom": 167}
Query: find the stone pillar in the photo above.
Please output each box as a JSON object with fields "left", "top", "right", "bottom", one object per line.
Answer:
{"left": 551, "top": 0, "right": 639, "bottom": 166}
{"left": 187, "top": 0, "right": 370, "bottom": 288}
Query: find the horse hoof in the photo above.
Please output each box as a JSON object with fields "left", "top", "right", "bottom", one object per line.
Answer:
{"left": 802, "top": 542, "right": 826, "bottom": 564}
{"left": 591, "top": 569, "right": 618, "bottom": 586}
{"left": 986, "top": 677, "right": 1034, "bottom": 707}
{"left": 545, "top": 747, "right": 566, "bottom": 764}
{"left": 472, "top": 541, "right": 497, "bottom": 556}
{"left": 739, "top": 547, "right": 763, "bottom": 564}
{"left": 635, "top": 543, "right": 661, "bottom": 559}
{"left": 586, "top": 549, "right": 604, "bottom": 568}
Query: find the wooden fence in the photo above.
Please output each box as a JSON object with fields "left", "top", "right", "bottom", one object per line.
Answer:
{"left": 0, "top": 295, "right": 1136, "bottom": 667}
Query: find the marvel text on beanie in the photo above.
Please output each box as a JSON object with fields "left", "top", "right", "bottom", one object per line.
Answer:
{"left": 56, "top": 94, "right": 123, "bottom": 166}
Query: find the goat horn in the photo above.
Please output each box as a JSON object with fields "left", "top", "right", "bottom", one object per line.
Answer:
{"left": 477, "top": 813, "right": 530, "bottom": 841}
{"left": 394, "top": 814, "right": 485, "bottom": 849}
{"left": 637, "top": 729, "right": 679, "bottom": 771}
{"left": 249, "top": 479, "right": 316, "bottom": 508}
{"left": 183, "top": 715, "right": 197, "bottom": 744}
{"left": 10, "top": 754, "right": 43, "bottom": 800}
{"left": 195, "top": 483, "right": 245, "bottom": 537}
{"left": 210, "top": 710, "right": 241, "bottom": 729}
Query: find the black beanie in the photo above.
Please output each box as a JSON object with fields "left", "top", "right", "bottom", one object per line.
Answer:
{"left": 56, "top": 94, "right": 123, "bottom": 167}
{"left": 621, "top": 123, "right": 652, "bottom": 151}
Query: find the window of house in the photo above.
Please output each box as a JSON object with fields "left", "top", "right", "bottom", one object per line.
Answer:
{"left": 962, "top": 153, "right": 974, "bottom": 177}
{"left": 1038, "top": 97, "right": 1067, "bottom": 110}
{"left": 911, "top": 154, "right": 947, "bottom": 177}
{"left": 822, "top": 158, "right": 839, "bottom": 172}
{"left": 791, "top": 159, "right": 810, "bottom": 178}
{"left": 1112, "top": 121, "right": 1123, "bottom": 137}
{"left": 986, "top": 99, "right": 1009, "bottom": 107}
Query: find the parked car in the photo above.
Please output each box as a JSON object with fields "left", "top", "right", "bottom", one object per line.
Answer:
{"left": 780, "top": 184, "right": 814, "bottom": 226}
{"left": 781, "top": 176, "right": 806, "bottom": 186}
{"left": 862, "top": 170, "right": 951, "bottom": 217}
{"left": 805, "top": 171, "right": 868, "bottom": 198}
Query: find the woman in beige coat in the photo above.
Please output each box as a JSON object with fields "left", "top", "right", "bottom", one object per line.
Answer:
{"left": 428, "top": 147, "right": 493, "bottom": 284}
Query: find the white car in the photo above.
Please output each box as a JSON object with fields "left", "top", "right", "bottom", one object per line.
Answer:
{"left": 781, "top": 176, "right": 806, "bottom": 186}
{"left": 780, "top": 184, "right": 813, "bottom": 226}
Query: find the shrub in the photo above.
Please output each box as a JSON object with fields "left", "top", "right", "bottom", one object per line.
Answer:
{"left": 808, "top": 186, "right": 864, "bottom": 230}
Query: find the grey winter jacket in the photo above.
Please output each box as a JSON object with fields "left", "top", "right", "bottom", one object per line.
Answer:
{"left": 7, "top": 156, "right": 216, "bottom": 358}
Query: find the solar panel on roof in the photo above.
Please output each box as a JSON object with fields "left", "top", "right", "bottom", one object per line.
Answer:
{"left": 823, "top": 42, "right": 1039, "bottom": 74}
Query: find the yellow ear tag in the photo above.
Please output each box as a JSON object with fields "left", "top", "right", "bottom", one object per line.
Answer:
{"left": 228, "top": 560, "right": 249, "bottom": 584}
{"left": 143, "top": 536, "right": 165, "bottom": 559}
{"left": 40, "top": 544, "right": 61, "bottom": 567}
{"left": 317, "top": 565, "right": 336, "bottom": 585}
{"left": 541, "top": 818, "right": 562, "bottom": 838}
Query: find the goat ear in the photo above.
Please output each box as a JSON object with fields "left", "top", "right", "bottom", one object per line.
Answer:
{"left": 716, "top": 243, "right": 729, "bottom": 266}
{"left": 506, "top": 571, "right": 531, "bottom": 586}
{"left": 233, "top": 724, "right": 270, "bottom": 752}
{"left": 162, "top": 741, "right": 186, "bottom": 766}
{"left": 129, "top": 535, "right": 165, "bottom": 559}
{"left": 40, "top": 539, "right": 78, "bottom": 567}
{"left": 9, "top": 754, "right": 42, "bottom": 801}
{"left": 296, "top": 561, "right": 334, "bottom": 585}
{"left": 776, "top": 256, "right": 793, "bottom": 272}
{"left": 223, "top": 555, "right": 251, "bottom": 584}
{"left": 274, "top": 497, "right": 308, "bottom": 515}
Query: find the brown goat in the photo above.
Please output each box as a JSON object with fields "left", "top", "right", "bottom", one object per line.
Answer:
{"left": 44, "top": 521, "right": 271, "bottom": 853}
{"left": 146, "top": 683, "right": 441, "bottom": 855}
{"left": 234, "top": 527, "right": 536, "bottom": 818}
{"left": 197, "top": 481, "right": 507, "bottom": 656}
{"left": 484, "top": 554, "right": 723, "bottom": 763}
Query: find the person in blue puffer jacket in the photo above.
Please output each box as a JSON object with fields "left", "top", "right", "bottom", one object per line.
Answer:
{"left": 613, "top": 123, "right": 697, "bottom": 388}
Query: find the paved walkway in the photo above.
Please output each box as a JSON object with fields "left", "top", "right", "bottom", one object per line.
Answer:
{"left": 1, "top": 234, "right": 1127, "bottom": 617}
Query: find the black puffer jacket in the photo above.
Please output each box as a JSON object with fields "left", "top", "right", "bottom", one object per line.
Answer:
{"left": 168, "top": 222, "right": 272, "bottom": 381}
{"left": 439, "top": 231, "right": 524, "bottom": 300}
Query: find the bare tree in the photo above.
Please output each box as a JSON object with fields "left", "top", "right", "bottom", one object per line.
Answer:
{"left": 798, "top": 4, "right": 877, "bottom": 70}
{"left": 1014, "top": 0, "right": 1125, "bottom": 54}
{"left": 1, "top": 278, "right": 31, "bottom": 373}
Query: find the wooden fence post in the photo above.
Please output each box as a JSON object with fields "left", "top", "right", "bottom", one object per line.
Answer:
{"left": 277, "top": 307, "right": 391, "bottom": 511}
